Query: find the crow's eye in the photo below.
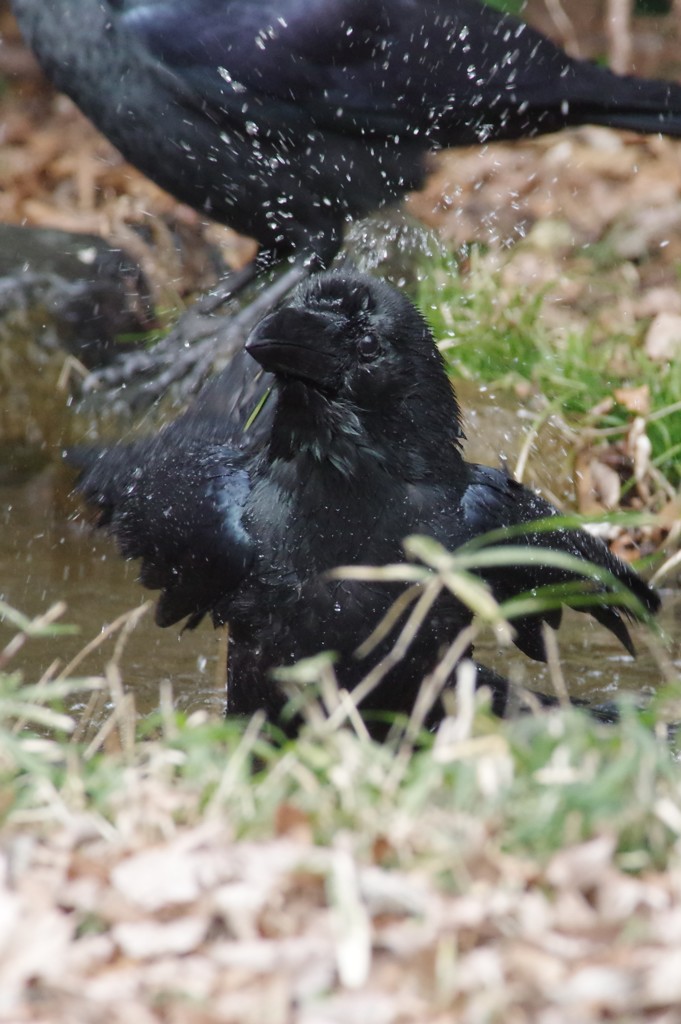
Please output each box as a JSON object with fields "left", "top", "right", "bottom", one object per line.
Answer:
{"left": 357, "top": 334, "right": 379, "bottom": 361}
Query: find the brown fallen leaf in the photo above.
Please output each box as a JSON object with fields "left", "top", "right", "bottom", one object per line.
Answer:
{"left": 113, "top": 916, "right": 209, "bottom": 959}
{"left": 613, "top": 385, "right": 650, "bottom": 416}
{"left": 644, "top": 312, "right": 681, "bottom": 362}
{"left": 574, "top": 451, "right": 622, "bottom": 514}
{"left": 545, "top": 836, "right": 617, "bottom": 890}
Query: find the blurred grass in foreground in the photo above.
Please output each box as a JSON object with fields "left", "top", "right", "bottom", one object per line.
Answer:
{"left": 0, "top": 581, "right": 677, "bottom": 874}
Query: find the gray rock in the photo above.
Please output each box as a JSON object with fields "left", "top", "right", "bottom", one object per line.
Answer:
{"left": 0, "top": 222, "right": 154, "bottom": 368}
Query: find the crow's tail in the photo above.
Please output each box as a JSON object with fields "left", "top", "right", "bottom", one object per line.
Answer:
{"left": 565, "top": 67, "right": 681, "bottom": 137}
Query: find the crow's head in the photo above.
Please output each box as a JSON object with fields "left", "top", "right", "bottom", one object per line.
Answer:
{"left": 246, "top": 270, "right": 463, "bottom": 472}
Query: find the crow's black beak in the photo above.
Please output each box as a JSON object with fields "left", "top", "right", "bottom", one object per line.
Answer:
{"left": 245, "top": 307, "right": 343, "bottom": 388}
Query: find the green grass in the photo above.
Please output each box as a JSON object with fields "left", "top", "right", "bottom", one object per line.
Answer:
{"left": 0, "top": 594, "right": 676, "bottom": 872}
{"left": 1, "top": 658, "right": 678, "bottom": 875}
{"left": 484, "top": 0, "right": 527, "bottom": 13}
{"left": 417, "top": 251, "right": 681, "bottom": 487}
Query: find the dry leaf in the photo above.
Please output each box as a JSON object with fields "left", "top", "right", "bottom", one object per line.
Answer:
{"left": 613, "top": 385, "right": 650, "bottom": 416}
{"left": 545, "top": 836, "right": 617, "bottom": 890}
{"left": 113, "top": 916, "right": 208, "bottom": 959}
{"left": 644, "top": 312, "right": 681, "bottom": 362}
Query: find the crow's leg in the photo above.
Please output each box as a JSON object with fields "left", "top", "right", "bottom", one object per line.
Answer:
{"left": 474, "top": 663, "right": 621, "bottom": 723}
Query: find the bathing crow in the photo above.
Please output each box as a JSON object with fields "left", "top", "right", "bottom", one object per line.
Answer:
{"left": 72, "top": 270, "right": 660, "bottom": 733}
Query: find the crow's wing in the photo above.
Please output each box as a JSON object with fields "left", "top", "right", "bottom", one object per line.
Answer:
{"left": 71, "top": 427, "right": 254, "bottom": 629}
{"left": 458, "top": 464, "right": 660, "bottom": 661}
{"left": 123, "top": 0, "right": 681, "bottom": 142}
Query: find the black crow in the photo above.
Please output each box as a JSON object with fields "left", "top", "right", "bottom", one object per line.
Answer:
{"left": 72, "top": 270, "right": 660, "bottom": 733}
{"left": 13, "top": 0, "right": 681, "bottom": 394}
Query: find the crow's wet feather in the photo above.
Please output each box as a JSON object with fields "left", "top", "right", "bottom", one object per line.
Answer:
{"left": 71, "top": 270, "right": 660, "bottom": 734}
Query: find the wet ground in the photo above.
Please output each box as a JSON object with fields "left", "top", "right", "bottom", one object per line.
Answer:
{"left": 2, "top": 460, "right": 225, "bottom": 719}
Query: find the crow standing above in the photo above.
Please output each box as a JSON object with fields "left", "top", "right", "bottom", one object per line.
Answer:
{"left": 73, "top": 270, "right": 660, "bottom": 734}
{"left": 14, "top": 0, "right": 681, "bottom": 278}
{"left": 13, "top": 0, "right": 681, "bottom": 393}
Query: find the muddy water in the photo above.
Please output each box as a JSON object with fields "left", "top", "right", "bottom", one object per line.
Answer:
{"left": 2, "top": 464, "right": 224, "bottom": 718}
{"left": 2, "top": 449, "right": 678, "bottom": 727}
